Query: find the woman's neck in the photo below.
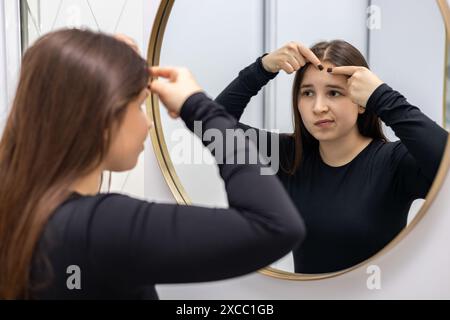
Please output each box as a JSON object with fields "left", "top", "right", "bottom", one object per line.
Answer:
{"left": 69, "top": 167, "right": 103, "bottom": 196}
{"left": 319, "top": 129, "right": 373, "bottom": 167}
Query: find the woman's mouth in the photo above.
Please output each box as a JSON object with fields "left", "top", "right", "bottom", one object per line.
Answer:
{"left": 314, "top": 119, "right": 335, "bottom": 128}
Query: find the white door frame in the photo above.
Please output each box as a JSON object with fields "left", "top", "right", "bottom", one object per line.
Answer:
{"left": 1, "top": 0, "right": 22, "bottom": 132}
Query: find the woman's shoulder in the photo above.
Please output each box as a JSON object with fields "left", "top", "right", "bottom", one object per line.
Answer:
{"left": 59, "top": 191, "right": 135, "bottom": 209}
{"left": 366, "top": 139, "right": 409, "bottom": 170}
{"left": 39, "top": 192, "right": 156, "bottom": 253}
{"left": 371, "top": 139, "right": 406, "bottom": 156}
{"left": 49, "top": 192, "right": 151, "bottom": 228}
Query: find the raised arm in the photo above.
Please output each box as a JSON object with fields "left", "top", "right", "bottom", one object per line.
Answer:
{"left": 75, "top": 92, "right": 305, "bottom": 287}
{"left": 366, "top": 84, "right": 448, "bottom": 198}
{"left": 105, "top": 67, "right": 306, "bottom": 285}
{"left": 215, "top": 55, "right": 278, "bottom": 121}
{"left": 216, "top": 42, "right": 323, "bottom": 122}
{"left": 331, "top": 66, "right": 449, "bottom": 199}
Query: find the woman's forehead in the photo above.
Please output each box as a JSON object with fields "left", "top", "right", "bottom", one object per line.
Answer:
{"left": 302, "top": 63, "right": 348, "bottom": 88}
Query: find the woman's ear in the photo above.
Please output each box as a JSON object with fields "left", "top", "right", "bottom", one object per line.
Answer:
{"left": 358, "top": 105, "right": 366, "bottom": 114}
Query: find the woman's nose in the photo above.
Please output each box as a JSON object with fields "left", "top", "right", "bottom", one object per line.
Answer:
{"left": 312, "top": 96, "right": 329, "bottom": 113}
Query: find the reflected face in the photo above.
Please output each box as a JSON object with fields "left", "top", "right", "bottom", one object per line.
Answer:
{"left": 298, "top": 62, "right": 365, "bottom": 142}
{"left": 104, "top": 88, "right": 152, "bottom": 171}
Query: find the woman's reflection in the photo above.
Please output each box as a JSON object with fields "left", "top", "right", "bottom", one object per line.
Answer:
{"left": 215, "top": 40, "right": 449, "bottom": 273}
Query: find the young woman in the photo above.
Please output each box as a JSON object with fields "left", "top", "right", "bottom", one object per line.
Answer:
{"left": 216, "top": 40, "right": 449, "bottom": 274}
{"left": 0, "top": 29, "right": 306, "bottom": 299}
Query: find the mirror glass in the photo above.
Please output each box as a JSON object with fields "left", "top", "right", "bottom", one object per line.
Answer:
{"left": 159, "top": 0, "right": 448, "bottom": 274}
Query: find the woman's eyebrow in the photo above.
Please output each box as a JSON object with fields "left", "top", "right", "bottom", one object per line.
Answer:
{"left": 325, "top": 84, "right": 346, "bottom": 90}
{"left": 300, "top": 84, "right": 346, "bottom": 90}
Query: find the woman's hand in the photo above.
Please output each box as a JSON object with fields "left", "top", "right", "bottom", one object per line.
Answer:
{"left": 329, "top": 66, "right": 384, "bottom": 108}
{"left": 262, "top": 41, "right": 323, "bottom": 74}
{"left": 149, "top": 67, "right": 203, "bottom": 119}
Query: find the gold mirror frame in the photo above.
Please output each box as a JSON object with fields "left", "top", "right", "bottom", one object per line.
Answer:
{"left": 146, "top": 0, "right": 450, "bottom": 281}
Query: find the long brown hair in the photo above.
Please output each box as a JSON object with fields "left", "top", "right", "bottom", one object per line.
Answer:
{"left": 0, "top": 28, "right": 149, "bottom": 299}
{"left": 283, "top": 40, "right": 387, "bottom": 175}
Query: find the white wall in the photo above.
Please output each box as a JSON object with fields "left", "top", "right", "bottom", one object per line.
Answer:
{"left": 0, "top": 0, "right": 21, "bottom": 134}
{"left": 0, "top": 1, "right": 8, "bottom": 123}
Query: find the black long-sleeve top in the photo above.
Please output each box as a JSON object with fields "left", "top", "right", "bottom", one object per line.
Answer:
{"left": 30, "top": 93, "right": 306, "bottom": 300}
{"left": 215, "top": 56, "right": 449, "bottom": 274}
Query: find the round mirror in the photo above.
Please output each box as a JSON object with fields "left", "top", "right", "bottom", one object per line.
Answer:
{"left": 150, "top": 0, "right": 450, "bottom": 279}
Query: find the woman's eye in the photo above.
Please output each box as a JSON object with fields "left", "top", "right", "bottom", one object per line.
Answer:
{"left": 301, "top": 91, "right": 314, "bottom": 97}
{"left": 329, "top": 90, "right": 342, "bottom": 97}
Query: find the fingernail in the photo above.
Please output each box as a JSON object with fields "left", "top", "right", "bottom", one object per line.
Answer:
{"left": 318, "top": 64, "right": 324, "bottom": 71}
{"left": 327, "top": 68, "right": 333, "bottom": 73}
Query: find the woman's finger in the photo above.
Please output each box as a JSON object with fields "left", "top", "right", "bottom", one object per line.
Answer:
{"left": 290, "top": 51, "right": 306, "bottom": 69}
{"left": 286, "top": 55, "right": 301, "bottom": 71}
{"left": 282, "top": 61, "right": 295, "bottom": 74}
{"left": 148, "top": 79, "right": 168, "bottom": 96}
{"left": 150, "top": 67, "right": 178, "bottom": 80}
{"left": 296, "top": 54, "right": 306, "bottom": 68}
{"left": 297, "top": 43, "right": 322, "bottom": 69}
{"left": 347, "top": 77, "right": 354, "bottom": 88}
{"left": 329, "top": 66, "right": 361, "bottom": 77}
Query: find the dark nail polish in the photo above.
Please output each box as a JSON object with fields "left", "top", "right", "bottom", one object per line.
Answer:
{"left": 327, "top": 68, "right": 333, "bottom": 73}
{"left": 318, "top": 64, "right": 324, "bottom": 71}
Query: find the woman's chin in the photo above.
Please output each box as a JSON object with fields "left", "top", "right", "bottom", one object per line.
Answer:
{"left": 312, "top": 132, "right": 337, "bottom": 142}
{"left": 107, "top": 160, "right": 138, "bottom": 172}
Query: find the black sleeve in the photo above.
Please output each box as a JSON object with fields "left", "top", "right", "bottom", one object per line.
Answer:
{"left": 366, "top": 83, "right": 449, "bottom": 199}
{"left": 215, "top": 55, "right": 285, "bottom": 162}
{"left": 215, "top": 54, "right": 279, "bottom": 121}
{"left": 86, "top": 93, "right": 306, "bottom": 286}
